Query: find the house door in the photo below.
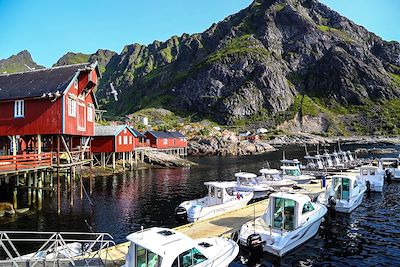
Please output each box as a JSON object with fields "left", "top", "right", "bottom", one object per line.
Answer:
{"left": 77, "top": 103, "right": 86, "bottom": 131}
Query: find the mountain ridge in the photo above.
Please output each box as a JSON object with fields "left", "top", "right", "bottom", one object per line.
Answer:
{"left": 2, "top": 0, "right": 400, "bottom": 135}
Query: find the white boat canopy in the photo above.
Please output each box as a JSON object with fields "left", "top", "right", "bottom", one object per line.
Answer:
{"left": 234, "top": 172, "right": 257, "bottom": 179}
{"left": 259, "top": 169, "right": 280, "bottom": 175}
{"left": 204, "top": 181, "right": 237, "bottom": 189}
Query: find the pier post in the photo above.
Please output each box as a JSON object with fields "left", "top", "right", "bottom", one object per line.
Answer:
{"left": 33, "top": 172, "right": 37, "bottom": 204}
{"left": 70, "top": 167, "right": 75, "bottom": 206}
{"left": 13, "top": 176, "right": 18, "bottom": 210}
{"left": 57, "top": 136, "right": 61, "bottom": 215}
{"left": 101, "top": 153, "right": 105, "bottom": 168}
{"left": 38, "top": 172, "right": 44, "bottom": 211}
{"left": 90, "top": 153, "right": 93, "bottom": 195}
{"left": 129, "top": 151, "right": 133, "bottom": 170}
{"left": 27, "top": 173, "right": 32, "bottom": 206}
{"left": 122, "top": 152, "right": 126, "bottom": 170}
{"left": 80, "top": 166, "right": 83, "bottom": 200}
{"left": 112, "top": 153, "right": 116, "bottom": 172}
{"left": 135, "top": 150, "right": 138, "bottom": 165}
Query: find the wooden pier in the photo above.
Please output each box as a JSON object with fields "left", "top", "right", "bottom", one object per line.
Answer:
{"left": 88, "top": 180, "right": 326, "bottom": 265}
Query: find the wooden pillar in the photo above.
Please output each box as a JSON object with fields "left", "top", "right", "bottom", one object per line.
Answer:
{"left": 57, "top": 136, "right": 61, "bottom": 215}
{"left": 27, "top": 173, "right": 31, "bottom": 206}
{"left": 101, "top": 153, "right": 105, "bottom": 168}
{"left": 122, "top": 152, "right": 126, "bottom": 170}
{"left": 89, "top": 155, "right": 93, "bottom": 195}
{"left": 70, "top": 167, "right": 75, "bottom": 206}
{"left": 13, "top": 176, "right": 18, "bottom": 210}
{"left": 12, "top": 136, "right": 17, "bottom": 156}
{"left": 38, "top": 172, "right": 44, "bottom": 211}
{"left": 79, "top": 166, "right": 83, "bottom": 200}
{"left": 37, "top": 134, "right": 42, "bottom": 154}
{"left": 129, "top": 151, "right": 133, "bottom": 170}
{"left": 112, "top": 153, "right": 116, "bottom": 172}
{"left": 32, "top": 172, "right": 37, "bottom": 204}
{"left": 135, "top": 150, "right": 138, "bottom": 165}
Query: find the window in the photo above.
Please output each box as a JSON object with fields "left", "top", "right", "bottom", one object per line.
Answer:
{"left": 87, "top": 105, "right": 93, "bottom": 122}
{"left": 209, "top": 186, "right": 215, "bottom": 197}
{"left": 124, "top": 129, "right": 127, "bottom": 134}
{"left": 302, "top": 202, "right": 315, "bottom": 214}
{"left": 226, "top": 187, "right": 235, "bottom": 196}
{"left": 129, "top": 136, "right": 133, "bottom": 145}
{"left": 163, "top": 139, "right": 167, "bottom": 145}
{"left": 273, "top": 197, "right": 295, "bottom": 231}
{"left": 173, "top": 248, "right": 207, "bottom": 267}
{"left": 14, "top": 100, "right": 24, "bottom": 118}
{"left": 362, "top": 169, "right": 368, "bottom": 176}
{"left": 68, "top": 98, "right": 76, "bottom": 117}
{"left": 73, "top": 79, "right": 78, "bottom": 89}
{"left": 135, "top": 245, "right": 161, "bottom": 267}
{"left": 118, "top": 136, "right": 122, "bottom": 145}
{"left": 124, "top": 136, "right": 128, "bottom": 145}
{"left": 370, "top": 169, "right": 376, "bottom": 175}
{"left": 217, "top": 188, "right": 222, "bottom": 199}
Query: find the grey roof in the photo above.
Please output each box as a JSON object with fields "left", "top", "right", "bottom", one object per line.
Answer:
{"left": 95, "top": 125, "right": 133, "bottom": 136}
{"left": 145, "top": 131, "right": 186, "bottom": 139}
{"left": 131, "top": 128, "right": 145, "bottom": 138}
{"left": 0, "top": 63, "right": 95, "bottom": 101}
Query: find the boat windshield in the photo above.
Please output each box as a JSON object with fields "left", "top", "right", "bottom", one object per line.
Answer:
{"left": 226, "top": 187, "right": 235, "bottom": 196}
{"left": 135, "top": 244, "right": 162, "bottom": 267}
{"left": 239, "top": 177, "right": 257, "bottom": 185}
{"left": 272, "top": 197, "right": 295, "bottom": 231}
{"left": 172, "top": 247, "right": 207, "bottom": 267}
{"left": 333, "top": 177, "right": 350, "bottom": 200}
{"left": 284, "top": 169, "right": 301, "bottom": 176}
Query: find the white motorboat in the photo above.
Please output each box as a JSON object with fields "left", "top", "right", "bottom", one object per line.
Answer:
{"left": 235, "top": 172, "right": 273, "bottom": 199}
{"left": 281, "top": 166, "right": 313, "bottom": 184}
{"left": 357, "top": 166, "right": 384, "bottom": 192}
{"left": 239, "top": 192, "right": 327, "bottom": 257}
{"left": 331, "top": 152, "right": 346, "bottom": 169}
{"left": 378, "top": 158, "right": 400, "bottom": 180}
{"left": 259, "top": 169, "right": 296, "bottom": 189}
{"left": 304, "top": 155, "right": 324, "bottom": 171}
{"left": 175, "top": 181, "right": 253, "bottom": 222}
{"left": 124, "top": 227, "right": 239, "bottom": 267}
{"left": 318, "top": 175, "right": 366, "bottom": 213}
{"left": 280, "top": 158, "right": 303, "bottom": 169}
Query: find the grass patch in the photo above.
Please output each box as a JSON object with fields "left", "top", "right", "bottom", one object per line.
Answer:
{"left": 317, "top": 25, "right": 353, "bottom": 42}
{"left": 389, "top": 72, "right": 400, "bottom": 87}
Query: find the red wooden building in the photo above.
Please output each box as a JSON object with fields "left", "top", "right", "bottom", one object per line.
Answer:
{"left": 0, "top": 62, "right": 100, "bottom": 157}
{"left": 92, "top": 125, "right": 136, "bottom": 153}
{"left": 144, "top": 131, "right": 187, "bottom": 149}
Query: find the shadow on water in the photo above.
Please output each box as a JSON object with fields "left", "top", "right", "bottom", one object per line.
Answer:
{"left": 0, "top": 144, "right": 399, "bottom": 264}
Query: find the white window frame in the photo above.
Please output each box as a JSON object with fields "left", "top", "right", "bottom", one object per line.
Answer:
{"left": 68, "top": 97, "right": 77, "bottom": 117}
{"left": 14, "top": 100, "right": 24, "bottom": 118}
{"left": 129, "top": 136, "right": 132, "bottom": 145}
{"left": 118, "top": 136, "right": 122, "bottom": 145}
{"left": 123, "top": 136, "right": 128, "bottom": 145}
{"left": 73, "top": 79, "right": 78, "bottom": 89}
{"left": 163, "top": 138, "right": 168, "bottom": 145}
{"left": 87, "top": 105, "right": 94, "bottom": 122}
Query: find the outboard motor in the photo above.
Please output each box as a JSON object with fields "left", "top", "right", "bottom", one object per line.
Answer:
{"left": 174, "top": 206, "right": 187, "bottom": 222}
{"left": 366, "top": 181, "right": 371, "bottom": 196}
{"left": 385, "top": 169, "right": 393, "bottom": 184}
{"left": 247, "top": 234, "right": 263, "bottom": 262}
{"left": 328, "top": 196, "right": 337, "bottom": 214}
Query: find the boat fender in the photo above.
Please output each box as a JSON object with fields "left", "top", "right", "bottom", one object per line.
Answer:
{"left": 174, "top": 206, "right": 187, "bottom": 222}
{"left": 236, "top": 193, "right": 243, "bottom": 200}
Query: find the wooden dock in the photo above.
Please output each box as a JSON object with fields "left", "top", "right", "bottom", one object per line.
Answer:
{"left": 89, "top": 180, "right": 326, "bottom": 265}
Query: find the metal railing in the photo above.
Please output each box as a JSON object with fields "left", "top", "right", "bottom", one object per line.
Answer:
{"left": 0, "top": 231, "right": 118, "bottom": 266}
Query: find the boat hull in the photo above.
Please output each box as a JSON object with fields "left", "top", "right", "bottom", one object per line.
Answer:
{"left": 336, "top": 192, "right": 364, "bottom": 213}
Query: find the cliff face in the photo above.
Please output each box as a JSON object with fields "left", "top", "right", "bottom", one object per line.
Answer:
{"left": 0, "top": 50, "right": 44, "bottom": 73}
{"left": 3, "top": 0, "right": 400, "bottom": 133}
{"left": 91, "top": 0, "right": 400, "bottom": 125}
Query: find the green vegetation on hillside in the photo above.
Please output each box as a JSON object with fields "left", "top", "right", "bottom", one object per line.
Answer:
{"left": 317, "top": 25, "right": 352, "bottom": 42}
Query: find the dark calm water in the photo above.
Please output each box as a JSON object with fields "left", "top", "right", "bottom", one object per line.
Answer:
{"left": 1, "top": 143, "right": 400, "bottom": 266}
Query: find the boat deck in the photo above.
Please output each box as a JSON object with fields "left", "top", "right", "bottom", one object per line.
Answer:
{"left": 89, "top": 180, "right": 326, "bottom": 265}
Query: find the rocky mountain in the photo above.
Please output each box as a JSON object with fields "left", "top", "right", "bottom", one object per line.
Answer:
{"left": 3, "top": 0, "right": 400, "bottom": 135}
{"left": 91, "top": 0, "right": 400, "bottom": 132}
{"left": 0, "top": 50, "right": 44, "bottom": 73}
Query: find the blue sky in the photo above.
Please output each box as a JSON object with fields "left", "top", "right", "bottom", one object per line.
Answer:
{"left": 0, "top": 0, "right": 399, "bottom": 67}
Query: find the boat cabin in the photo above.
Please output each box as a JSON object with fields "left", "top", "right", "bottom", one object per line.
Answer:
{"left": 331, "top": 175, "right": 362, "bottom": 201}
{"left": 321, "top": 153, "right": 333, "bottom": 168}
{"left": 304, "top": 155, "right": 324, "bottom": 170}
{"left": 262, "top": 192, "right": 316, "bottom": 231}
{"left": 280, "top": 159, "right": 302, "bottom": 169}
{"left": 359, "top": 166, "right": 379, "bottom": 178}
{"left": 331, "top": 152, "right": 344, "bottom": 167}
{"left": 337, "top": 151, "right": 349, "bottom": 163}
{"left": 235, "top": 172, "right": 258, "bottom": 186}
{"left": 204, "top": 181, "right": 238, "bottom": 206}
{"left": 125, "top": 228, "right": 209, "bottom": 267}
{"left": 347, "top": 151, "right": 355, "bottom": 161}
{"left": 281, "top": 166, "right": 302, "bottom": 177}
{"left": 378, "top": 158, "right": 399, "bottom": 169}
{"left": 259, "top": 169, "right": 281, "bottom": 181}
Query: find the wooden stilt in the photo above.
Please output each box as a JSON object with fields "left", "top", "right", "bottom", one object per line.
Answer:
{"left": 112, "top": 152, "right": 116, "bottom": 172}
{"left": 33, "top": 172, "right": 37, "bottom": 204}
{"left": 80, "top": 166, "right": 83, "bottom": 200}
{"left": 70, "top": 167, "right": 75, "bottom": 206}
{"left": 38, "top": 172, "right": 44, "bottom": 211}
{"left": 57, "top": 136, "right": 61, "bottom": 215}
{"left": 90, "top": 153, "right": 93, "bottom": 195}
{"left": 13, "top": 176, "right": 18, "bottom": 210}
{"left": 122, "top": 152, "right": 126, "bottom": 170}
{"left": 27, "top": 173, "right": 32, "bottom": 206}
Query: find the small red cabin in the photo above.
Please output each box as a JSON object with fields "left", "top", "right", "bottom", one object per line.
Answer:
{"left": 144, "top": 131, "right": 187, "bottom": 149}
{"left": 91, "top": 125, "right": 137, "bottom": 153}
